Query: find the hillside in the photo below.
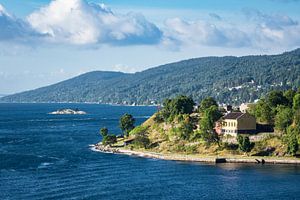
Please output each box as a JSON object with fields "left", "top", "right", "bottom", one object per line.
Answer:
{"left": 98, "top": 90, "right": 300, "bottom": 160}
{"left": 1, "top": 48, "right": 300, "bottom": 104}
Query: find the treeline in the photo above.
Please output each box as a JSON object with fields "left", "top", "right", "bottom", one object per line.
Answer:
{"left": 2, "top": 48, "right": 300, "bottom": 105}
{"left": 126, "top": 91, "right": 299, "bottom": 156}
{"left": 131, "top": 95, "right": 255, "bottom": 153}
{"left": 249, "top": 88, "right": 300, "bottom": 155}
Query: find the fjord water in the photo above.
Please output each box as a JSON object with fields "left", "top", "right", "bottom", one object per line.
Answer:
{"left": 0, "top": 104, "right": 300, "bottom": 200}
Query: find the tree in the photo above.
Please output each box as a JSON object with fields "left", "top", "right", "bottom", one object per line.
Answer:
{"left": 237, "top": 135, "right": 253, "bottom": 152}
{"left": 102, "top": 135, "right": 117, "bottom": 146}
{"left": 100, "top": 127, "right": 108, "bottom": 137}
{"left": 199, "top": 97, "right": 218, "bottom": 112}
{"left": 120, "top": 113, "right": 135, "bottom": 137}
{"left": 266, "top": 90, "right": 288, "bottom": 108}
{"left": 160, "top": 95, "right": 195, "bottom": 121}
{"left": 199, "top": 109, "right": 220, "bottom": 144}
{"left": 275, "top": 106, "right": 293, "bottom": 133}
{"left": 172, "top": 95, "right": 195, "bottom": 115}
{"left": 178, "top": 116, "right": 194, "bottom": 140}
{"left": 293, "top": 93, "right": 300, "bottom": 111}
{"left": 286, "top": 126, "right": 299, "bottom": 156}
{"left": 284, "top": 89, "right": 296, "bottom": 107}
{"left": 254, "top": 99, "right": 274, "bottom": 124}
{"left": 207, "top": 105, "right": 222, "bottom": 123}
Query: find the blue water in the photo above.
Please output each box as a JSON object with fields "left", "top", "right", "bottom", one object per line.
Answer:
{"left": 0, "top": 103, "right": 300, "bottom": 200}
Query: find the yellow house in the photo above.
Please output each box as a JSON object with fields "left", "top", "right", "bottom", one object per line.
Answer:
{"left": 221, "top": 112, "right": 256, "bottom": 136}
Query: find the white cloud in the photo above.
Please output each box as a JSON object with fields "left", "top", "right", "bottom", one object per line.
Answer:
{"left": 27, "top": 0, "right": 162, "bottom": 45}
{"left": 243, "top": 9, "right": 300, "bottom": 49}
{"left": 164, "top": 18, "right": 251, "bottom": 48}
{"left": 0, "top": 1, "right": 300, "bottom": 52}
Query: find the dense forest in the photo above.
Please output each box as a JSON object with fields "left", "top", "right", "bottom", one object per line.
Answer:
{"left": 1, "top": 48, "right": 300, "bottom": 105}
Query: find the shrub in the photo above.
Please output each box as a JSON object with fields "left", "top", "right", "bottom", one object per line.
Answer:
{"left": 237, "top": 135, "right": 254, "bottom": 152}
{"left": 100, "top": 127, "right": 108, "bottom": 137}
{"left": 134, "top": 132, "right": 150, "bottom": 149}
{"left": 102, "top": 135, "right": 117, "bottom": 146}
{"left": 223, "top": 142, "right": 239, "bottom": 150}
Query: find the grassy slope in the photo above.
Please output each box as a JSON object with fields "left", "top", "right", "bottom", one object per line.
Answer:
{"left": 127, "top": 113, "right": 295, "bottom": 158}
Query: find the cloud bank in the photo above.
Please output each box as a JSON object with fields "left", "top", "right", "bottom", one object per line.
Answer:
{"left": 0, "top": 0, "right": 299, "bottom": 51}
{"left": 164, "top": 18, "right": 251, "bottom": 48}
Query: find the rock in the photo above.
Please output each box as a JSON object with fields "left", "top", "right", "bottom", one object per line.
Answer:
{"left": 49, "top": 109, "right": 86, "bottom": 115}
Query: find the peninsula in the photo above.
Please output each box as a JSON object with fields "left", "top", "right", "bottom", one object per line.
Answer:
{"left": 94, "top": 88, "right": 300, "bottom": 164}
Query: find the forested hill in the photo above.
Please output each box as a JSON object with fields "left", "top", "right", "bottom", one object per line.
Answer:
{"left": 1, "top": 48, "right": 300, "bottom": 105}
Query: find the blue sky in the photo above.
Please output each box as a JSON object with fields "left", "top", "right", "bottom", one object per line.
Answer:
{"left": 0, "top": 0, "right": 300, "bottom": 94}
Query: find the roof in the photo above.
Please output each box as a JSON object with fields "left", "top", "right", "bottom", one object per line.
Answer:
{"left": 223, "top": 112, "right": 245, "bottom": 120}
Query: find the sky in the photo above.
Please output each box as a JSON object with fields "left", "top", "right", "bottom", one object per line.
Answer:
{"left": 0, "top": 0, "right": 300, "bottom": 94}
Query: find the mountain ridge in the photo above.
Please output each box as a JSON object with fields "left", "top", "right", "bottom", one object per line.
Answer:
{"left": 1, "top": 48, "right": 300, "bottom": 105}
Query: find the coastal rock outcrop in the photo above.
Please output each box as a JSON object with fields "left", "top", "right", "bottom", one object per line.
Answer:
{"left": 49, "top": 109, "right": 86, "bottom": 115}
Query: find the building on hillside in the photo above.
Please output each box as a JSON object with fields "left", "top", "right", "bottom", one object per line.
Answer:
{"left": 221, "top": 112, "right": 256, "bottom": 137}
{"left": 239, "top": 103, "right": 255, "bottom": 113}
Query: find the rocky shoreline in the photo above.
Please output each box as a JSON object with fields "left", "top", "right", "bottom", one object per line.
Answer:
{"left": 91, "top": 144, "right": 300, "bottom": 165}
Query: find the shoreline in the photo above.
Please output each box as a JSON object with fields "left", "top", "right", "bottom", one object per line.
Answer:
{"left": 0, "top": 102, "right": 159, "bottom": 107}
{"left": 91, "top": 144, "right": 300, "bottom": 165}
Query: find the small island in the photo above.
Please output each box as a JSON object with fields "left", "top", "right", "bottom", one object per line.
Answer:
{"left": 49, "top": 108, "right": 86, "bottom": 115}
{"left": 93, "top": 88, "right": 300, "bottom": 164}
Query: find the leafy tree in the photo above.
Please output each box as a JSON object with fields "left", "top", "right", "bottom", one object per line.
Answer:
{"left": 266, "top": 90, "right": 288, "bottom": 108}
{"left": 199, "top": 109, "right": 220, "bottom": 144}
{"left": 293, "top": 93, "right": 300, "bottom": 111}
{"left": 207, "top": 105, "right": 222, "bottom": 123}
{"left": 254, "top": 99, "right": 274, "bottom": 124}
{"left": 120, "top": 114, "right": 135, "bottom": 137}
{"left": 100, "top": 127, "right": 108, "bottom": 137}
{"left": 284, "top": 89, "right": 296, "bottom": 107}
{"left": 237, "top": 135, "right": 253, "bottom": 152}
{"left": 160, "top": 95, "right": 195, "bottom": 121}
{"left": 170, "top": 95, "right": 195, "bottom": 115}
{"left": 275, "top": 106, "right": 293, "bottom": 133}
{"left": 286, "top": 126, "right": 299, "bottom": 156}
{"left": 102, "top": 135, "right": 117, "bottom": 146}
{"left": 199, "top": 97, "right": 218, "bottom": 112}
{"left": 178, "top": 116, "right": 194, "bottom": 140}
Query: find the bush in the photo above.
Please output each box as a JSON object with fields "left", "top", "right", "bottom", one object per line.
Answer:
{"left": 134, "top": 132, "right": 150, "bottom": 149}
{"left": 237, "top": 135, "right": 254, "bottom": 152}
{"left": 153, "top": 112, "right": 164, "bottom": 123}
{"left": 102, "top": 135, "right": 117, "bottom": 146}
{"left": 223, "top": 142, "right": 239, "bottom": 150}
{"left": 100, "top": 127, "right": 108, "bottom": 137}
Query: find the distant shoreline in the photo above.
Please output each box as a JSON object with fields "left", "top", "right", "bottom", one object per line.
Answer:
{"left": 91, "top": 144, "right": 300, "bottom": 165}
{"left": 0, "top": 102, "right": 159, "bottom": 107}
